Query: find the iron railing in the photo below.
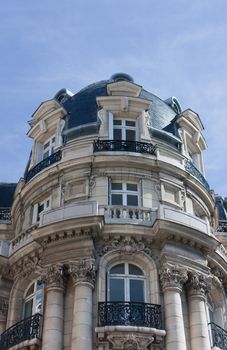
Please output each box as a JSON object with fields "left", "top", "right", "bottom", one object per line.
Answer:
{"left": 0, "top": 208, "right": 11, "bottom": 222}
{"left": 25, "top": 150, "right": 62, "bottom": 182}
{"left": 98, "top": 302, "right": 162, "bottom": 329}
{"left": 209, "top": 322, "right": 227, "bottom": 349}
{"left": 94, "top": 139, "right": 156, "bottom": 155}
{"left": 217, "top": 221, "right": 227, "bottom": 233}
{"left": 185, "top": 159, "right": 210, "bottom": 191}
{"left": 0, "top": 313, "right": 42, "bottom": 350}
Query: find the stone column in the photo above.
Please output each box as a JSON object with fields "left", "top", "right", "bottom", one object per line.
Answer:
{"left": 69, "top": 259, "right": 96, "bottom": 350}
{"left": 187, "top": 272, "right": 212, "bottom": 350}
{"left": 0, "top": 297, "right": 8, "bottom": 334}
{"left": 160, "top": 264, "right": 188, "bottom": 350}
{"left": 41, "top": 264, "right": 66, "bottom": 350}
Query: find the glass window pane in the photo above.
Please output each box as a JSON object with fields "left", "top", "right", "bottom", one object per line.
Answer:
{"left": 111, "top": 183, "right": 122, "bottom": 190}
{"left": 114, "top": 120, "right": 122, "bottom": 125}
{"left": 114, "top": 129, "right": 122, "bottom": 140}
{"left": 24, "top": 299, "right": 33, "bottom": 318}
{"left": 43, "top": 150, "right": 49, "bottom": 159}
{"left": 127, "top": 195, "right": 138, "bottom": 206}
{"left": 25, "top": 283, "right": 34, "bottom": 298}
{"left": 127, "top": 183, "right": 137, "bottom": 192}
{"left": 126, "top": 120, "right": 135, "bottom": 127}
{"left": 36, "top": 281, "right": 44, "bottom": 291}
{"left": 112, "top": 194, "right": 123, "bottom": 205}
{"left": 109, "top": 278, "right": 124, "bottom": 301}
{"left": 126, "top": 129, "right": 135, "bottom": 141}
{"left": 110, "top": 264, "right": 125, "bottom": 274}
{"left": 44, "top": 141, "right": 50, "bottom": 149}
{"left": 129, "top": 264, "right": 143, "bottom": 276}
{"left": 38, "top": 203, "right": 44, "bottom": 214}
{"left": 130, "top": 280, "right": 144, "bottom": 302}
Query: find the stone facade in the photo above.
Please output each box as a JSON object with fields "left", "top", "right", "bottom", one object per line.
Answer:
{"left": 0, "top": 73, "right": 227, "bottom": 350}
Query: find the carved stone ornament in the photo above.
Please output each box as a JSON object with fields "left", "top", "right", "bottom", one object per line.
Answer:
{"left": 0, "top": 296, "right": 9, "bottom": 317}
{"left": 10, "top": 255, "right": 40, "bottom": 279}
{"left": 68, "top": 259, "right": 96, "bottom": 288}
{"left": 40, "top": 264, "right": 66, "bottom": 290}
{"left": 107, "top": 333, "right": 154, "bottom": 350}
{"left": 187, "top": 272, "right": 212, "bottom": 298}
{"left": 160, "top": 264, "right": 188, "bottom": 292}
{"left": 98, "top": 237, "right": 152, "bottom": 256}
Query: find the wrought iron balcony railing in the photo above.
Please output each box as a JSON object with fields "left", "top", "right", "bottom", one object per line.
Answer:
{"left": 0, "top": 208, "right": 11, "bottom": 222}
{"left": 25, "top": 150, "right": 62, "bottom": 182}
{"left": 98, "top": 302, "right": 162, "bottom": 329}
{"left": 0, "top": 313, "right": 42, "bottom": 350}
{"left": 94, "top": 139, "right": 156, "bottom": 155}
{"left": 209, "top": 322, "right": 227, "bottom": 349}
{"left": 217, "top": 221, "right": 227, "bottom": 233}
{"left": 185, "top": 159, "right": 210, "bottom": 191}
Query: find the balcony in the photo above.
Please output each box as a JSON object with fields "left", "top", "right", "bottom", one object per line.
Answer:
{"left": 98, "top": 302, "right": 162, "bottom": 329}
{"left": 25, "top": 150, "right": 62, "bottom": 182}
{"left": 104, "top": 206, "right": 157, "bottom": 226}
{"left": 209, "top": 322, "right": 227, "bottom": 349}
{"left": 185, "top": 159, "right": 210, "bottom": 191}
{"left": 94, "top": 139, "right": 156, "bottom": 155}
{"left": 0, "top": 208, "right": 11, "bottom": 223}
{"left": 0, "top": 314, "right": 42, "bottom": 350}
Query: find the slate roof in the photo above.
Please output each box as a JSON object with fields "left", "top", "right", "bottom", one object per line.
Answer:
{"left": 216, "top": 196, "right": 227, "bottom": 221}
{"left": 0, "top": 183, "right": 17, "bottom": 208}
{"left": 60, "top": 74, "right": 180, "bottom": 140}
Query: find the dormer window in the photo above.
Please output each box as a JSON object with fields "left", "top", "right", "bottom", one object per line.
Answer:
{"left": 43, "top": 136, "right": 55, "bottom": 159}
{"left": 113, "top": 119, "right": 136, "bottom": 141}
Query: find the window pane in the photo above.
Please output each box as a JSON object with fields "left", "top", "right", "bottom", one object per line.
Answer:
{"left": 114, "top": 120, "right": 122, "bottom": 125}
{"left": 129, "top": 264, "right": 143, "bottom": 276}
{"left": 130, "top": 280, "right": 144, "bottom": 302}
{"left": 38, "top": 203, "right": 44, "bottom": 214}
{"left": 127, "top": 183, "right": 137, "bottom": 191}
{"left": 25, "top": 283, "right": 34, "bottom": 298}
{"left": 24, "top": 299, "right": 33, "bottom": 318}
{"left": 126, "top": 120, "right": 135, "bottom": 127}
{"left": 36, "top": 281, "right": 43, "bottom": 291}
{"left": 111, "top": 183, "right": 122, "bottom": 190}
{"left": 110, "top": 264, "right": 125, "bottom": 274}
{"left": 109, "top": 278, "right": 124, "bottom": 301}
{"left": 114, "top": 129, "right": 122, "bottom": 140}
{"left": 35, "top": 293, "right": 43, "bottom": 314}
{"left": 43, "top": 150, "right": 49, "bottom": 159}
{"left": 112, "top": 194, "right": 123, "bottom": 205}
{"left": 126, "top": 129, "right": 135, "bottom": 141}
{"left": 127, "top": 195, "right": 138, "bottom": 206}
{"left": 44, "top": 141, "right": 50, "bottom": 149}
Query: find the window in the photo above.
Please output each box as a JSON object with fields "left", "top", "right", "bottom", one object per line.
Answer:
{"left": 43, "top": 136, "right": 55, "bottom": 159}
{"left": 111, "top": 182, "right": 139, "bottom": 207}
{"left": 108, "top": 263, "right": 145, "bottom": 302}
{"left": 32, "top": 197, "right": 51, "bottom": 223}
{"left": 24, "top": 280, "right": 44, "bottom": 318}
{"left": 113, "top": 119, "right": 136, "bottom": 141}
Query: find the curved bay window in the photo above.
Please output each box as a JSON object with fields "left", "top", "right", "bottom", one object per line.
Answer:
{"left": 24, "top": 280, "right": 44, "bottom": 318}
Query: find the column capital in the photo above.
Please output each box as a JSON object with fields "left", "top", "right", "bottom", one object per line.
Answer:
{"left": 40, "top": 264, "right": 66, "bottom": 290}
{"left": 68, "top": 259, "right": 96, "bottom": 288}
{"left": 160, "top": 264, "right": 188, "bottom": 292}
{"left": 187, "top": 271, "right": 212, "bottom": 298}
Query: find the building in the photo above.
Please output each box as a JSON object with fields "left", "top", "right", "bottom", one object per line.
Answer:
{"left": 0, "top": 72, "right": 227, "bottom": 350}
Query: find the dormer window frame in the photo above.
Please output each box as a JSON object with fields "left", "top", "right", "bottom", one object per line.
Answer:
{"left": 108, "top": 113, "right": 139, "bottom": 142}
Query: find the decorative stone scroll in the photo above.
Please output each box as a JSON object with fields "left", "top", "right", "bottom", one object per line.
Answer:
{"left": 187, "top": 271, "right": 212, "bottom": 298}
{"left": 160, "top": 264, "right": 188, "bottom": 292}
{"left": 98, "top": 237, "right": 152, "bottom": 256}
{"left": 68, "top": 259, "right": 96, "bottom": 288}
{"left": 40, "top": 264, "right": 66, "bottom": 290}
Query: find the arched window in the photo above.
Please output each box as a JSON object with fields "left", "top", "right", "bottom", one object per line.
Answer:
{"left": 108, "top": 262, "right": 145, "bottom": 302}
{"left": 23, "top": 280, "right": 44, "bottom": 318}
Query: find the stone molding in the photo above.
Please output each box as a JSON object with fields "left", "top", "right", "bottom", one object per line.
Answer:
{"left": 40, "top": 264, "right": 66, "bottom": 290}
{"left": 187, "top": 271, "right": 212, "bottom": 298}
{"left": 160, "top": 264, "right": 188, "bottom": 292}
{"left": 0, "top": 296, "right": 9, "bottom": 316}
{"left": 98, "top": 237, "right": 152, "bottom": 256}
{"left": 40, "top": 228, "right": 92, "bottom": 248}
{"left": 68, "top": 259, "right": 96, "bottom": 288}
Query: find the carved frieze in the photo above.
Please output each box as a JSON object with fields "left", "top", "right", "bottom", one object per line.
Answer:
{"left": 106, "top": 333, "right": 154, "bottom": 350}
{"left": 187, "top": 271, "right": 212, "bottom": 297}
{"left": 68, "top": 259, "right": 96, "bottom": 288}
{"left": 97, "top": 237, "right": 152, "bottom": 256}
{"left": 160, "top": 264, "right": 188, "bottom": 291}
{"left": 10, "top": 254, "right": 41, "bottom": 280}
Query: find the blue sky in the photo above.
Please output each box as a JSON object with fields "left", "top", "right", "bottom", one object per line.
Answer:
{"left": 1, "top": 0, "right": 227, "bottom": 196}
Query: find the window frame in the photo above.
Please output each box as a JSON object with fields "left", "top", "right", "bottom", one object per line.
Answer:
{"left": 108, "top": 113, "right": 139, "bottom": 141}
{"left": 110, "top": 181, "right": 140, "bottom": 207}
{"left": 42, "top": 136, "right": 56, "bottom": 160}
{"left": 23, "top": 280, "right": 44, "bottom": 318}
